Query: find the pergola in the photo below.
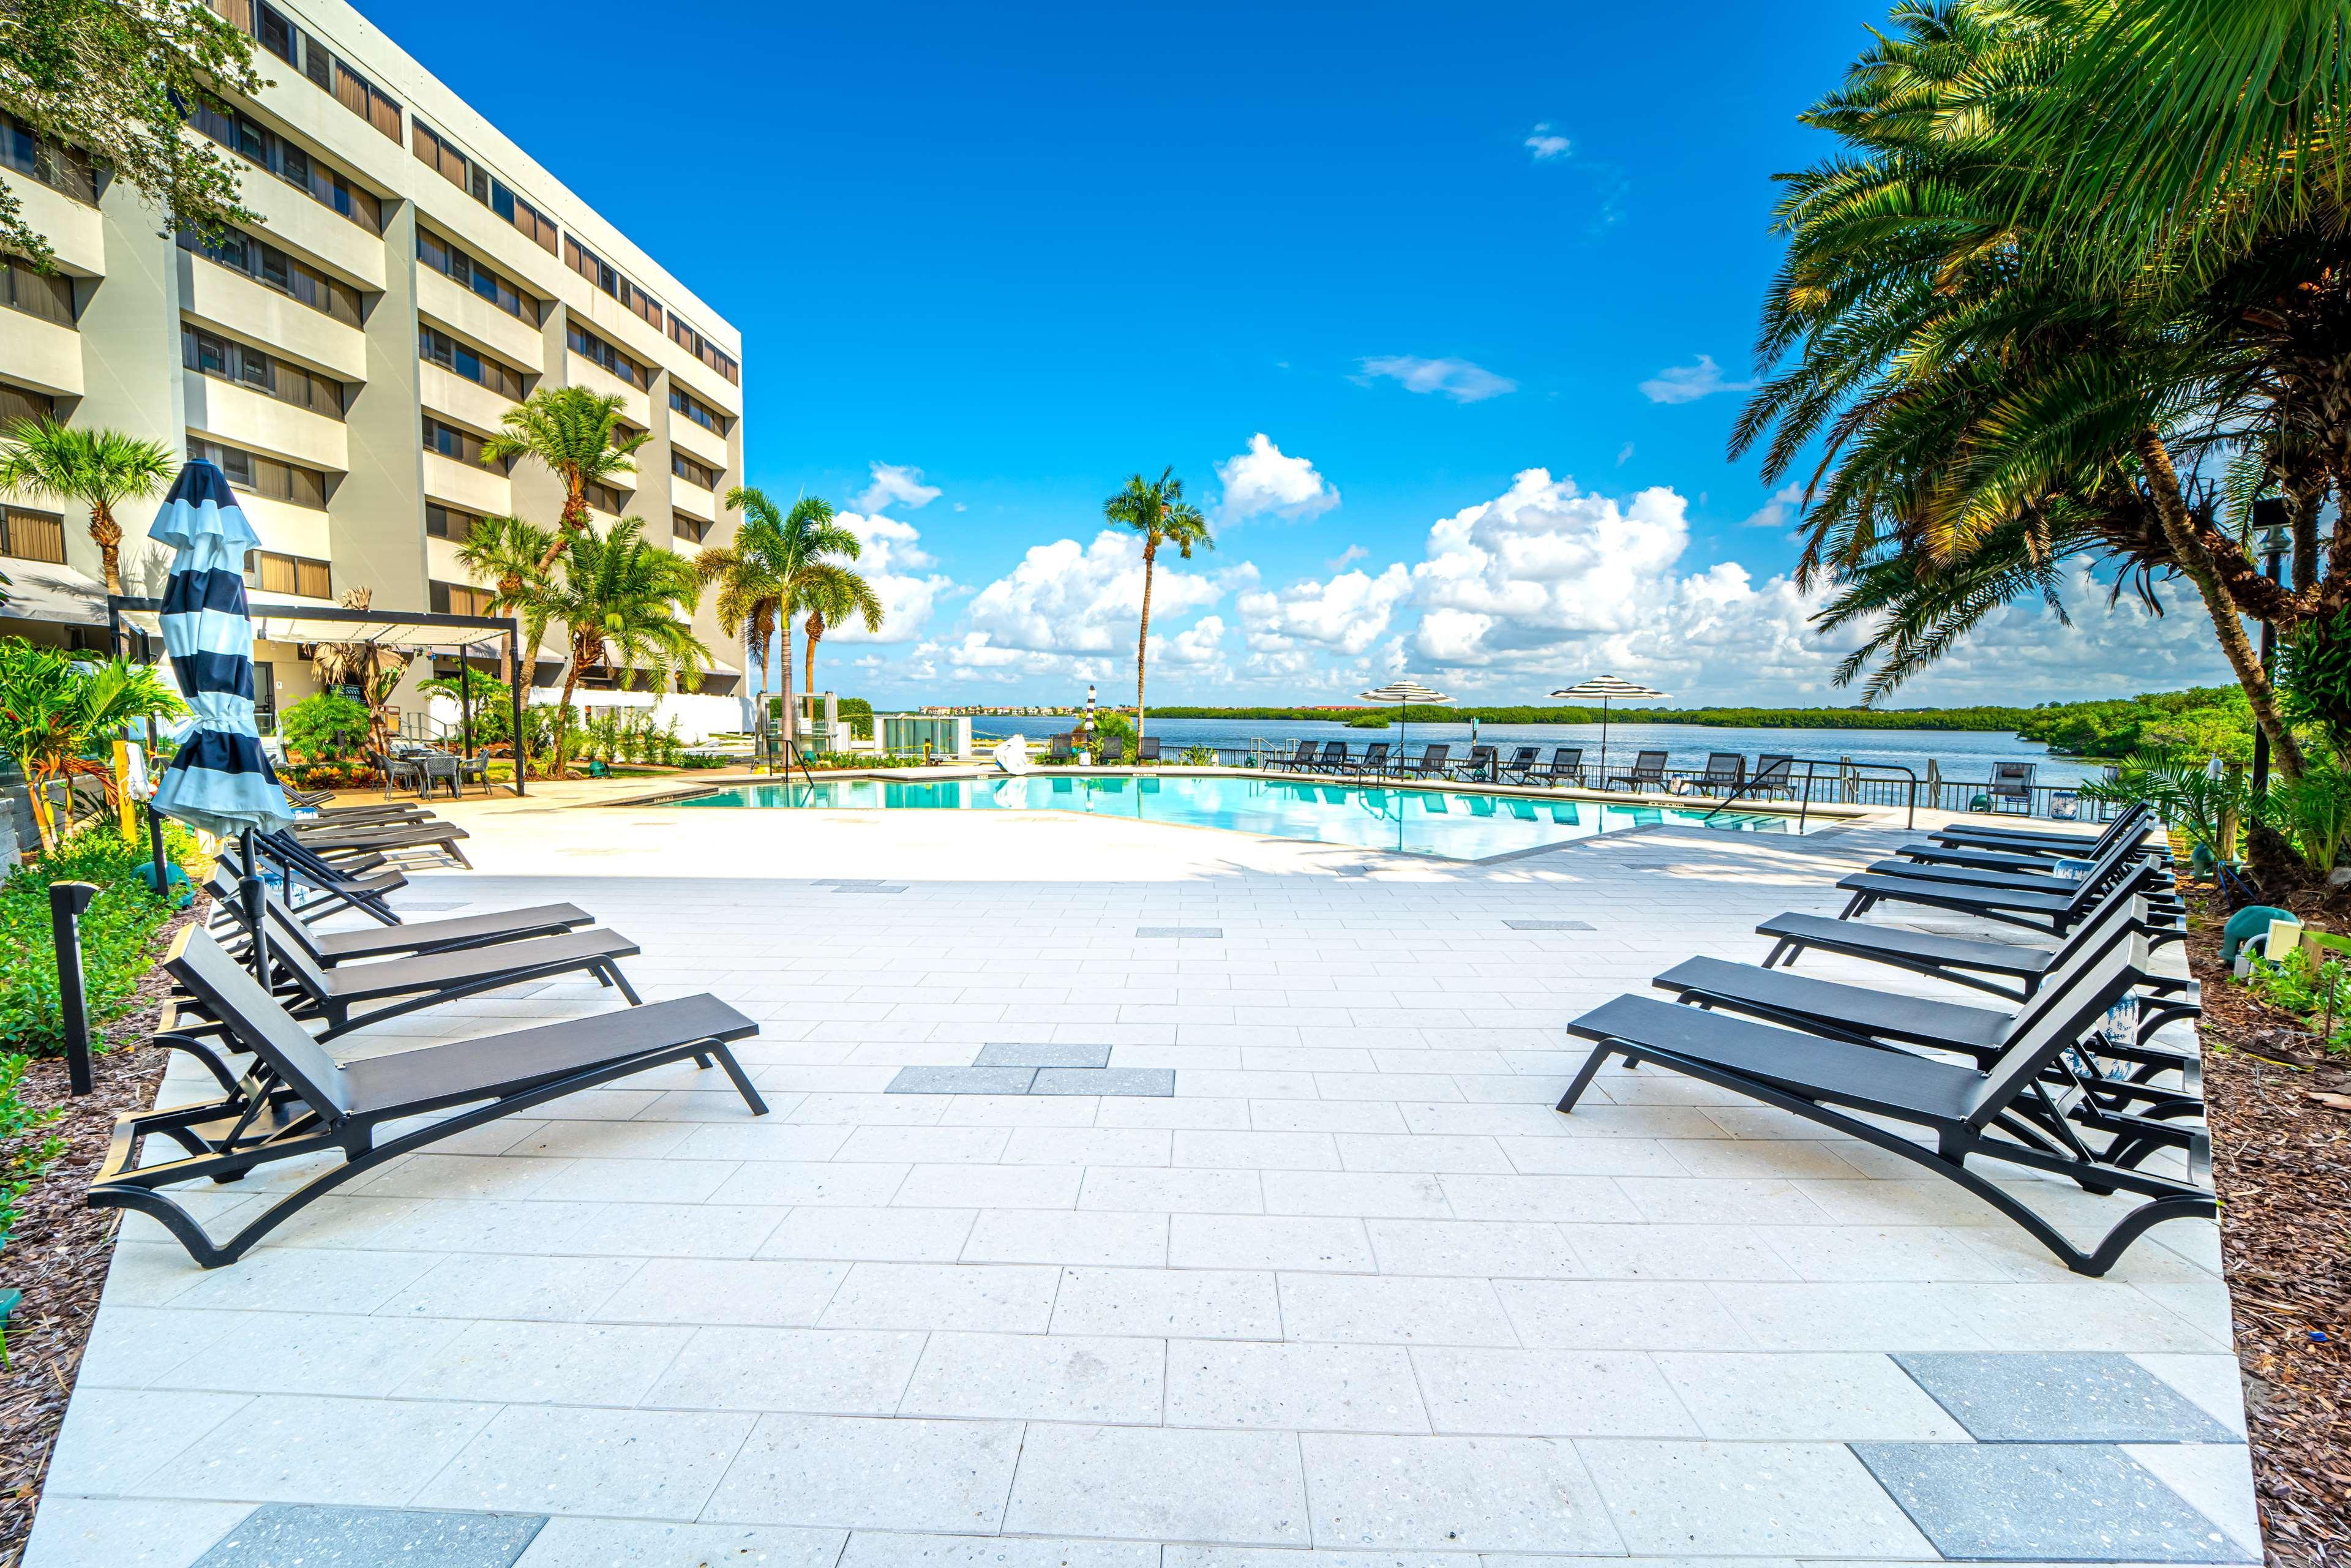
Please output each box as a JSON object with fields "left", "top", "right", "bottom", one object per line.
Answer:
{"left": 107, "top": 595, "right": 533, "bottom": 797}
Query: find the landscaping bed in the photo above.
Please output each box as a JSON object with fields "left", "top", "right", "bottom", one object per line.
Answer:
{"left": 2180, "top": 882, "right": 2350, "bottom": 1568}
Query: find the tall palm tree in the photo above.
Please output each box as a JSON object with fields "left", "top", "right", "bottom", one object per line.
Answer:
{"left": 538, "top": 517, "right": 708, "bottom": 776}
{"left": 1102, "top": 467, "right": 1212, "bottom": 747}
{"left": 0, "top": 418, "right": 174, "bottom": 596}
{"left": 802, "top": 566, "right": 885, "bottom": 697}
{"left": 454, "top": 514, "right": 557, "bottom": 688}
{"left": 707, "top": 487, "right": 863, "bottom": 753}
{"left": 691, "top": 515, "right": 788, "bottom": 728}
{"left": 477, "top": 387, "right": 647, "bottom": 573}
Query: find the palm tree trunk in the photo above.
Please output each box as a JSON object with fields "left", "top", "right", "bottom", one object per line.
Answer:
{"left": 1135, "top": 539, "right": 1157, "bottom": 747}
{"left": 805, "top": 615, "right": 822, "bottom": 697}
{"left": 2136, "top": 429, "right": 2305, "bottom": 778}
{"left": 552, "top": 639, "right": 586, "bottom": 778}
{"left": 2289, "top": 473, "right": 2325, "bottom": 595}
{"left": 89, "top": 501, "right": 123, "bottom": 596}
{"left": 533, "top": 479, "right": 590, "bottom": 572}
{"left": 777, "top": 613, "right": 795, "bottom": 767}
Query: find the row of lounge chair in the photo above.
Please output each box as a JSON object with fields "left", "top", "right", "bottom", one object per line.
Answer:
{"left": 1558, "top": 803, "right": 2214, "bottom": 1276}
{"left": 1268, "top": 741, "right": 1802, "bottom": 795}
{"left": 91, "top": 790, "right": 769, "bottom": 1268}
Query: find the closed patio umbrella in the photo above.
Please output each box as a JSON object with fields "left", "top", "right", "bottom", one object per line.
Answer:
{"left": 146, "top": 459, "right": 298, "bottom": 979}
{"left": 1550, "top": 675, "right": 1668, "bottom": 784}
{"left": 1360, "top": 678, "right": 1451, "bottom": 771}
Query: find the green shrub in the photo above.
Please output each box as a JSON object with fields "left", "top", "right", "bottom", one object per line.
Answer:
{"left": 0, "top": 819, "right": 200, "bottom": 1055}
{"left": 280, "top": 692, "right": 373, "bottom": 765}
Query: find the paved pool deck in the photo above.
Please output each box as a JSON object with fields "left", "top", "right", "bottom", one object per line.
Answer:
{"left": 24, "top": 792, "right": 2258, "bottom": 1567}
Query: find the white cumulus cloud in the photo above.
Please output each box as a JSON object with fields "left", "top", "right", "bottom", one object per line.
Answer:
{"left": 1359, "top": 355, "right": 1518, "bottom": 403}
{"left": 829, "top": 511, "right": 951, "bottom": 643}
{"left": 1741, "top": 482, "right": 1807, "bottom": 530}
{"left": 853, "top": 461, "right": 942, "bottom": 514}
{"left": 1524, "top": 122, "right": 1572, "bottom": 160}
{"left": 1216, "top": 434, "right": 1340, "bottom": 523}
{"left": 1639, "top": 354, "right": 1753, "bottom": 405}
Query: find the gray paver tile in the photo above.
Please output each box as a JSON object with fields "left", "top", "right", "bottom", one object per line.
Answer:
{"left": 187, "top": 1504, "right": 546, "bottom": 1568}
{"left": 1851, "top": 1441, "right": 2247, "bottom": 1561}
{"left": 1300, "top": 1431, "right": 1623, "bottom": 1552}
{"left": 2126, "top": 1444, "right": 2264, "bottom": 1560}
{"left": 705, "top": 1414, "right": 1022, "bottom": 1532}
{"left": 1895, "top": 1352, "right": 2244, "bottom": 1443}
{"left": 885, "top": 1067, "right": 1038, "bottom": 1095}
{"left": 1005, "top": 1423, "right": 1308, "bottom": 1545}
{"left": 1032, "top": 1067, "right": 1176, "bottom": 1097}
{"left": 1580, "top": 1439, "right": 1936, "bottom": 1557}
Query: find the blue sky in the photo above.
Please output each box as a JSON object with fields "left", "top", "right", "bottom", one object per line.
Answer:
{"left": 365, "top": 0, "right": 2232, "bottom": 709}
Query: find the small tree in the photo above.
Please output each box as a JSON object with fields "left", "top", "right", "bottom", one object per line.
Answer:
{"left": 1103, "top": 468, "right": 1212, "bottom": 748}
{"left": 477, "top": 389, "right": 646, "bottom": 573}
{"left": 0, "top": 640, "right": 186, "bottom": 850}
{"left": 0, "top": 420, "right": 174, "bottom": 598}
{"left": 452, "top": 514, "right": 555, "bottom": 688}
{"left": 309, "top": 588, "right": 410, "bottom": 757}
{"left": 540, "top": 519, "right": 709, "bottom": 777}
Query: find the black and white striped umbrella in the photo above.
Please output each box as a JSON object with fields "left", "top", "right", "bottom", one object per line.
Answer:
{"left": 1360, "top": 679, "right": 1451, "bottom": 767}
{"left": 1550, "top": 675, "right": 1669, "bottom": 782}
{"left": 147, "top": 460, "right": 296, "bottom": 841}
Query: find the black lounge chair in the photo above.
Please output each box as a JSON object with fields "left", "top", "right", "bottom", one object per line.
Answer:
{"left": 1136, "top": 736, "right": 1161, "bottom": 764}
{"left": 1270, "top": 740, "right": 1317, "bottom": 773}
{"left": 301, "top": 803, "right": 437, "bottom": 826}
{"left": 1987, "top": 760, "right": 2037, "bottom": 814}
{"left": 1048, "top": 734, "right": 1074, "bottom": 763}
{"left": 1498, "top": 746, "right": 1540, "bottom": 782}
{"left": 1455, "top": 745, "right": 1499, "bottom": 782}
{"left": 207, "top": 867, "right": 594, "bottom": 965}
{"left": 1561, "top": 933, "right": 2213, "bottom": 1275}
{"left": 1534, "top": 747, "right": 1585, "bottom": 787}
{"left": 1929, "top": 803, "right": 2151, "bottom": 857}
{"left": 1750, "top": 756, "right": 1795, "bottom": 800}
{"left": 92, "top": 927, "right": 766, "bottom": 1268}
{"left": 1607, "top": 750, "right": 1670, "bottom": 793}
{"left": 294, "top": 820, "right": 473, "bottom": 868}
{"left": 259, "top": 832, "right": 408, "bottom": 925}
{"left": 1308, "top": 741, "right": 1351, "bottom": 774}
{"left": 1758, "top": 865, "right": 2186, "bottom": 1002}
{"left": 1347, "top": 741, "right": 1392, "bottom": 777}
{"left": 1695, "top": 754, "right": 1745, "bottom": 795}
{"left": 1899, "top": 820, "right": 2161, "bottom": 877}
{"left": 1837, "top": 825, "right": 2172, "bottom": 935}
{"left": 1406, "top": 745, "right": 1450, "bottom": 779}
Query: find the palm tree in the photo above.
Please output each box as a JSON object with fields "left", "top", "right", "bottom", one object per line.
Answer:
{"left": 310, "top": 587, "right": 413, "bottom": 759}
{"left": 704, "top": 487, "right": 863, "bottom": 754}
{"left": 1102, "top": 467, "right": 1212, "bottom": 747}
{"left": 0, "top": 642, "right": 186, "bottom": 850}
{"left": 802, "top": 566, "right": 885, "bottom": 697}
{"left": 454, "top": 514, "right": 557, "bottom": 688}
{"left": 0, "top": 418, "right": 174, "bottom": 597}
{"left": 477, "top": 387, "right": 647, "bottom": 573}
{"left": 538, "top": 517, "right": 708, "bottom": 776}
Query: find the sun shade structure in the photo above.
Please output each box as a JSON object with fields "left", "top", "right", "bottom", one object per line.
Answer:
{"left": 1551, "top": 675, "right": 1669, "bottom": 782}
{"left": 1360, "top": 679, "right": 1451, "bottom": 765}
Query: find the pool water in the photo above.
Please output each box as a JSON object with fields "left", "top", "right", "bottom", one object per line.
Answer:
{"left": 666, "top": 773, "right": 1810, "bottom": 860}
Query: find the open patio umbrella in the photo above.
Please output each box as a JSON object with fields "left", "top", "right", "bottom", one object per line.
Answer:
{"left": 146, "top": 459, "right": 298, "bottom": 980}
{"left": 1550, "top": 675, "right": 1668, "bottom": 784}
{"left": 1360, "top": 678, "right": 1452, "bottom": 770}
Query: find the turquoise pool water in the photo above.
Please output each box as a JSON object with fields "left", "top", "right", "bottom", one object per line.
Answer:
{"left": 665, "top": 774, "right": 1810, "bottom": 860}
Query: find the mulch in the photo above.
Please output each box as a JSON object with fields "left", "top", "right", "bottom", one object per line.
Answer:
{"left": 0, "top": 899, "right": 200, "bottom": 1568}
{"left": 2179, "top": 882, "right": 2350, "bottom": 1568}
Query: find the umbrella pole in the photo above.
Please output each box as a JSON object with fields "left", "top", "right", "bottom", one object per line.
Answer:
{"left": 239, "top": 831, "right": 271, "bottom": 986}
{"left": 144, "top": 716, "right": 168, "bottom": 895}
{"left": 1599, "top": 698, "right": 1610, "bottom": 785}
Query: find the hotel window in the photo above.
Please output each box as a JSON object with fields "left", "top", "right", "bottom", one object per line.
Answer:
{"left": 426, "top": 502, "right": 483, "bottom": 542}
{"left": 1, "top": 113, "right": 99, "bottom": 204}
{"left": 191, "top": 102, "right": 381, "bottom": 232}
{"left": 0, "top": 384, "right": 54, "bottom": 427}
{"left": 563, "top": 237, "right": 662, "bottom": 327}
{"left": 178, "top": 226, "right": 362, "bottom": 326}
{"left": 188, "top": 438, "right": 329, "bottom": 508}
{"left": 671, "top": 511, "right": 710, "bottom": 544}
{"left": 667, "top": 385, "right": 728, "bottom": 435}
{"left": 422, "top": 416, "right": 507, "bottom": 471}
{"left": 246, "top": 548, "right": 332, "bottom": 598}
{"left": 0, "top": 507, "right": 67, "bottom": 565}
{"left": 418, "top": 325, "right": 527, "bottom": 399}
{"left": 583, "top": 479, "right": 626, "bottom": 514}
{"left": 182, "top": 325, "right": 344, "bottom": 417}
{"left": 429, "top": 580, "right": 498, "bottom": 617}
{"left": 410, "top": 121, "right": 558, "bottom": 252}
{"left": 565, "top": 323, "right": 643, "bottom": 387}
{"left": 666, "top": 312, "right": 738, "bottom": 385}
{"left": 415, "top": 230, "right": 534, "bottom": 321}
{"left": 209, "top": 1, "right": 402, "bottom": 140}
{"left": 1, "top": 255, "right": 75, "bottom": 327}
{"left": 670, "top": 451, "right": 720, "bottom": 490}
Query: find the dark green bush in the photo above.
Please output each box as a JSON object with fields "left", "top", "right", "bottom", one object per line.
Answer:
{"left": 0, "top": 819, "right": 200, "bottom": 1055}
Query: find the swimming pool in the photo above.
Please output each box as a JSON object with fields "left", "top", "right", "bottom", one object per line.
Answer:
{"left": 663, "top": 774, "right": 1813, "bottom": 860}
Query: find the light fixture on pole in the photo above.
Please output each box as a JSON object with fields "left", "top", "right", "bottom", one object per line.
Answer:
{"left": 1550, "top": 676, "right": 1670, "bottom": 783}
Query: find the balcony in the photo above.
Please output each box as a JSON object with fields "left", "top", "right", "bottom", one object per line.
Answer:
{"left": 419, "top": 362, "right": 520, "bottom": 443}
{"left": 0, "top": 173, "right": 103, "bottom": 276}
{"left": 562, "top": 351, "right": 650, "bottom": 427}
{"left": 236, "top": 490, "right": 334, "bottom": 565}
{"left": 416, "top": 269, "right": 544, "bottom": 373}
{"left": 422, "top": 448, "right": 511, "bottom": 518}
{"left": 184, "top": 377, "right": 348, "bottom": 475}
{"left": 667, "top": 410, "right": 729, "bottom": 473}
{"left": 181, "top": 254, "right": 367, "bottom": 382}
{"left": 238, "top": 172, "right": 388, "bottom": 293}
{"left": 0, "top": 309, "right": 82, "bottom": 399}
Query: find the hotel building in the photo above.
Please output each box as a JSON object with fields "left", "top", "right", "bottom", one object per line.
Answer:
{"left": 0, "top": 0, "right": 746, "bottom": 724}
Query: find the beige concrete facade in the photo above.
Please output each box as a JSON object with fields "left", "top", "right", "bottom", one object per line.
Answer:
{"left": 0, "top": 0, "right": 745, "bottom": 719}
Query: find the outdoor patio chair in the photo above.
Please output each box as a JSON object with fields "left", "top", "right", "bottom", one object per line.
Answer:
{"left": 1307, "top": 741, "right": 1350, "bottom": 773}
{"left": 1757, "top": 863, "right": 2187, "bottom": 1002}
{"left": 205, "top": 867, "right": 594, "bottom": 965}
{"left": 1498, "top": 746, "right": 1540, "bottom": 782}
{"left": 1346, "top": 741, "right": 1392, "bottom": 776}
{"left": 1455, "top": 745, "right": 1499, "bottom": 782}
{"left": 372, "top": 750, "right": 428, "bottom": 800}
{"left": 1048, "top": 734, "right": 1074, "bottom": 763}
{"left": 1136, "top": 736, "right": 1161, "bottom": 764}
{"left": 1270, "top": 740, "right": 1316, "bottom": 773}
{"left": 1928, "top": 803, "right": 2151, "bottom": 858}
{"left": 1607, "top": 750, "right": 1670, "bottom": 792}
{"left": 1897, "top": 819, "right": 2161, "bottom": 877}
{"left": 1407, "top": 745, "right": 1451, "bottom": 778}
{"left": 293, "top": 819, "right": 473, "bottom": 869}
{"left": 1695, "top": 753, "right": 1745, "bottom": 795}
{"left": 1534, "top": 747, "right": 1584, "bottom": 787}
{"left": 1988, "top": 760, "right": 2038, "bottom": 813}
{"left": 1837, "top": 826, "right": 2177, "bottom": 935}
{"left": 1561, "top": 932, "right": 2214, "bottom": 1276}
{"left": 91, "top": 926, "right": 766, "bottom": 1268}
{"left": 1100, "top": 735, "right": 1126, "bottom": 765}
{"left": 301, "top": 803, "right": 437, "bottom": 825}
{"left": 1750, "top": 756, "right": 1796, "bottom": 800}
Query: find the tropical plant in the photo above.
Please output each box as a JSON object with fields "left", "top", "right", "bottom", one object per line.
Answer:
{"left": 1102, "top": 467, "right": 1212, "bottom": 747}
{"left": 278, "top": 691, "right": 372, "bottom": 767}
{"left": 0, "top": 816, "right": 202, "bottom": 1057}
{"left": 802, "top": 565, "right": 883, "bottom": 696}
{"left": 0, "top": 640, "right": 185, "bottom": 850}
{"left": 0, "top": 0, "right": 263, "bottom": 269}
{"left": 476, "top": 388, "right": 647, "bottom": 572}
{"left": 2260, "top": 761, "right": 2351, "bottom": 877}
{"left": 414, "top": 666, "right": 512, "bottom": 748}
{"left": 538, "top": 518, "right": 708, "bottom": 776}
{"left": 2082, "top": 756, "right": 2248, "bottom": 862}
{"left": 697, "top": 489, "right": 864, "bottom": 758}
{"left": 452, "top": 514, "right": 556, "bottom": 687}
{"left": 309, "top": 587, "right": 410, "bottom": 757}
{"left": 0, "top": 419, "right": 174, "bottom": 598}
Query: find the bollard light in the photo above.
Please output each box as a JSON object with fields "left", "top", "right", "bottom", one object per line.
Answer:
{"left": 48, "top": 880, "right": 99, "bottom": 1095}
